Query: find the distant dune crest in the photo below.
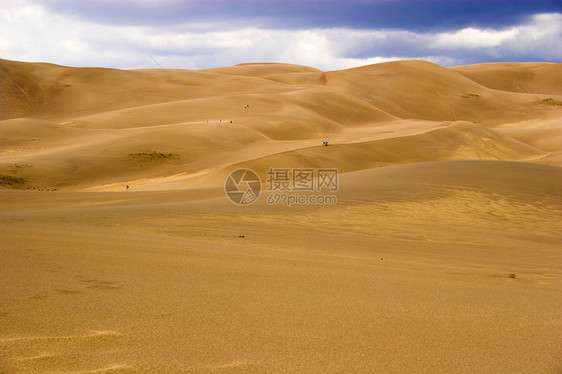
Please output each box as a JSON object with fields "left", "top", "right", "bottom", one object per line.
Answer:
{"left": 0, "top": 59, "right": 560, "bottom": 191}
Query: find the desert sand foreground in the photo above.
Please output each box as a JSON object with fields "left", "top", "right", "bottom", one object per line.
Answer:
{"left": 1, "top": 59, "right": 561, "bottom": 373}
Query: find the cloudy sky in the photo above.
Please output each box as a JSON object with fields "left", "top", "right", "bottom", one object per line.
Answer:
{"left": 1, "top": 0, "right": 560, "bottom": 71}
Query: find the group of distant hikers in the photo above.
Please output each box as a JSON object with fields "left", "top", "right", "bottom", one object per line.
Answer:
{"left": 125, "top": 103, "right": 330, "bottom": 190}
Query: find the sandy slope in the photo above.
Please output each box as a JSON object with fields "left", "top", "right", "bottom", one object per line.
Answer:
{"left": 0, "top": 59, "right": 561, "bottom": 373}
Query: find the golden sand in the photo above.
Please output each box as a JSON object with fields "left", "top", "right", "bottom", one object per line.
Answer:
{"left": 1, "top": 59, "right": 561, "bottom": 373}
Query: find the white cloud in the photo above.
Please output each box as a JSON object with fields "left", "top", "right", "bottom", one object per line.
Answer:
{"left": 0, "top": 0, "right": 560, "bottom": 71}
{"left": 430, "top": 13, "right": 561, "bottom": 60}
{"left": 433, "top": 27, "right": 520, "bottom": 49}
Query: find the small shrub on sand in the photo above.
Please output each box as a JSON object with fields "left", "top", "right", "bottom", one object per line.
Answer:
{"left": 0, "top": 175, "right": 25, "bottom": 186}
{"left": 508, "top": 273, "right": 516, "bottom": 279}
{"left": 537, "top": 98, "right": 562, "bottom": 106}
{"left": 128, "top": 151, "right": 180, "bottom": 161}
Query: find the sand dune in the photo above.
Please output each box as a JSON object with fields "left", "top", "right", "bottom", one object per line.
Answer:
{"left": 2, "top": 59, "right": 561, "bottom": 191}
{"left": 452, "top": 62, "right": 562, "bottom": 95}
{"left": 1, "top": 59, "right": 561, "bottom": 373}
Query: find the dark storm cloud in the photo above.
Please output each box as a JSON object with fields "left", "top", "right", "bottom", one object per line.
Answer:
{"left": 31, "top": 0, "right": 562, "bottom": 31}
{"left": 2, "top": 0, "right": 560, "bottom": 70}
